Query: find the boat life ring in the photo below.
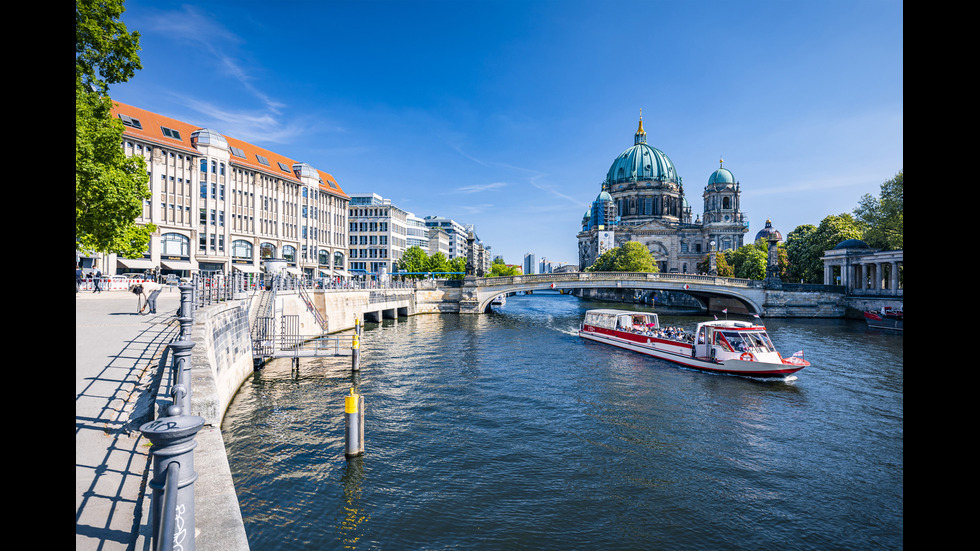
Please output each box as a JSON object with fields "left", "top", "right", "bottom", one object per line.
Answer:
{"left": 740, "top": 352, "right": 755, "bottom": 362}
{"left": 550, "top": 283, "right": 556, "bottom": 289}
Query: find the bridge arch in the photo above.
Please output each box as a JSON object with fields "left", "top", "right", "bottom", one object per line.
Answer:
{"left": 467, "top": 273, "right": 766, "bottom": 315}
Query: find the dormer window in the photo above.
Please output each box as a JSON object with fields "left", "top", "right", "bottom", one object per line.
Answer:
{"left": 118, "top": 114, "right": 142, "bottom": 129}
{"left": 161, "top": 126, "right": 181, "bottom": 140}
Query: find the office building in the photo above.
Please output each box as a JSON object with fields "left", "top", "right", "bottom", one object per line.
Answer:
{"left": 95, "top": 101, "right": 350, "bottom": 278}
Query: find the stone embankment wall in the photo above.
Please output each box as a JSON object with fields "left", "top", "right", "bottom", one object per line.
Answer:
{"left": 191, "top": 300, "right": 255, "bottom": 426}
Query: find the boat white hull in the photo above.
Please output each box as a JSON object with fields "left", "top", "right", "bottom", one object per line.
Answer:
{"left": 579, "top": 329, "right": 805, "bottom": 378}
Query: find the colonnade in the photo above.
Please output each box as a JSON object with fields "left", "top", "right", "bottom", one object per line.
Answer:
{"left": 823, "top": 249, "right": 903, "bottom": 296}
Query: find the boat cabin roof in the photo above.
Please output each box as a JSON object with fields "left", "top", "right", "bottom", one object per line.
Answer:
{"left": 697, "top": 320, "right": 767, "bottom": 332}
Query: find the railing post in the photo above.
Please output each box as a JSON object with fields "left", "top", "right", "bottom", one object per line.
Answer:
{"left": 141, "top": 414, "right": 205, "bottom": 551}
{"left": 178, "top": 284, "right": 195, "bottom": 340}
{"left": 169, "top": 339, "right": 195, "bottom": 415}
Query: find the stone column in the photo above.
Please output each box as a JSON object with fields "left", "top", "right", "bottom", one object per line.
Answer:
{"left": 890, "top": 261, "right": 900, "bottom": 295}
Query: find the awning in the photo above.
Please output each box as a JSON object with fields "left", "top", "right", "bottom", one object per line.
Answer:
{"left": 116, "top": 258, "right": 155, "bottom": 270}
{"left": 161, "top": 260, "right": 195, "bottom": 271}
{"left": 286, "top": 267, "right": 303, "bottom": 276}
{"left": 232, "top": 264, "right": 262, "bottom": 273}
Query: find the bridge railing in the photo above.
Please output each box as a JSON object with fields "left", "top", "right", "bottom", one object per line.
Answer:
{"left": 473, "top": 271, "right": 760, "bottom": 287}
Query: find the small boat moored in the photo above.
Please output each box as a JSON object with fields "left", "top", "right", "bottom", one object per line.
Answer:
{"left": 579, "top": 309, "right": 808, "bottom": 378}
{"left": 863, "top": 307, "right": 903, "bottom": 331}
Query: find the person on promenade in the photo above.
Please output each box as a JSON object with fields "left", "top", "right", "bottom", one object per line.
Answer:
{"left": 142, "top": 278, "right": 163, "bottom": 314}
{"left": 93, "top": 268, "right": 102, "bottom": 293}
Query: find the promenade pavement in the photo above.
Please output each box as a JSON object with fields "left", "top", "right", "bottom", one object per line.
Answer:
{"left": 76, "top": 287, "right": 183, "bottom": 550}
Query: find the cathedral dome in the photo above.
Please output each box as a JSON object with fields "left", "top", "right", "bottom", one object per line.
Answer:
{"left": 605, "top": 118, "right": 678, "bottom": 185}
{"left": 708, "top": 166, "right": 735, "bottom": 185}
{"left": 754, "top": 219, "right": 782, "bottom": 242}
{"left": 833, "top": 238, "right": 871, "bottom": 250}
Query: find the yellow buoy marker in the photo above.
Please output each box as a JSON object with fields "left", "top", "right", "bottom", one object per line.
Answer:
{"left": 344, "top": 388, "right": 364, "bottom": 458}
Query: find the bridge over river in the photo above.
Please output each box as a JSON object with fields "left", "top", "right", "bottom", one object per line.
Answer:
{"left": 435, "top": 272, "right": 849, "bottom": 318}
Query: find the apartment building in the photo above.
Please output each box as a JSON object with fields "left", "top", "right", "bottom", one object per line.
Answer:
{"left": 97, "top": 101, "right": 350, "bottom": 278}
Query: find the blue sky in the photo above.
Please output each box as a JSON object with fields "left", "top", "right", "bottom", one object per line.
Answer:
{"left": 110, "top": 0, "right": 903, "bottom": 267}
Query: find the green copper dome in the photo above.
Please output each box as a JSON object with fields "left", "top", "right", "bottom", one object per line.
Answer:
{"left": 605, "top": 117, "right": 678, "bottom": 185}
{"left": 708, "top": 166, "right": 735, "bottom": 185}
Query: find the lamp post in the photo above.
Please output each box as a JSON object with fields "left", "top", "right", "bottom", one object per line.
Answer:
{"left": 708, "top": 240, "right": 717, "bottom": 275}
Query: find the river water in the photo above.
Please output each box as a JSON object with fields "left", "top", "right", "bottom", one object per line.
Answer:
{"left": 222, "top": 292, "right": 903, "bottom": 550}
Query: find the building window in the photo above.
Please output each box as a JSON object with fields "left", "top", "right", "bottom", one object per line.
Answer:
{"left": 232, "top": 239, "right": 252, "bottom": 259}
{"left": 161, "top": 233, "right": 190, "bottom": 256}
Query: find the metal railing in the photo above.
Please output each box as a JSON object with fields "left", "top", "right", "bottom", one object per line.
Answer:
{"left": 140, "top": 284, "right": 204, "bottom": 551}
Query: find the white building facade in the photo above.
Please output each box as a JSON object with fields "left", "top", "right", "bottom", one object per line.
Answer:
{"left": 97, "top": 102, "right": 350, "bottom": 279}
{"left": 348, "top": 193, "right": 412, "bottom": 276}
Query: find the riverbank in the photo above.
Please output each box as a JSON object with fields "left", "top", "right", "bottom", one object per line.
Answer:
{"left": 75, "top": 289, "right": 250, "bottom": 551}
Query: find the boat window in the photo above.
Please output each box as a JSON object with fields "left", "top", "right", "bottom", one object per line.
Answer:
{"left": 722, "top": 330, "right": 776, "bottom": 353}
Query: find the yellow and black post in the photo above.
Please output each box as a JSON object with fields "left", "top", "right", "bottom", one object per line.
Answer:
{"left": 344, "top": 388, "right": 364, "bottom": 458}
{"left": 351, "top": 334, "right": 360, "bottom": 371}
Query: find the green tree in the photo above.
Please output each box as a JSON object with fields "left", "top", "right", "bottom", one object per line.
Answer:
{"left": 784, "top": 215, "right": 862, "bottom": 284}
{"left": 489, "top": 262, "right": 520, "bottom": 277}
{"left": 76, "top": 0, "right": 153, "bottom": 258}
{"left": 784, "top": 224, "right": 817, "bottom": 283}
{"left": 854, "top": 170, "right": 903, "bottom": 250}
{"left": 697, "top": 251, "right": 733, "bottom": 277}
{"left": 587, "top": 241, "right": 658, "bottom": 272}
{"left": 725, "top": 241, "right": 768, "bottom": 280}
{"left": 448, "top": 256, "right": 467, "bottom": 279}
{"left": 427, "top": 252, "right": 450, "bottom": 274}
{"left": 397, "top": 246, "right": 430, "bottom": 277}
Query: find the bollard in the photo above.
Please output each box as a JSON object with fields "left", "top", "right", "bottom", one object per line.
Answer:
{"left": 351, "top": 334, "right": 360, "bottom": 372}
{"left": 344, "top": 388, "right": 365, "bottom": 458}
{"left": 141, "top": 414, "right": 206, "bottom": 551}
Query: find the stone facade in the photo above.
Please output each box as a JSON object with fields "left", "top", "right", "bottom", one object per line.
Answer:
{"left": 578, "top": 117, "right": 748, "bottom": 273}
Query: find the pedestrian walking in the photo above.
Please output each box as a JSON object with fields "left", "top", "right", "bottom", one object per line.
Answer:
{"left": 93, "top": 269, "right": 102, "bottom": 293}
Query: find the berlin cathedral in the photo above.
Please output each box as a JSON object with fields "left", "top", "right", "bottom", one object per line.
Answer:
{"left": 577, "top": 117, "right": 749, "bottom": 273}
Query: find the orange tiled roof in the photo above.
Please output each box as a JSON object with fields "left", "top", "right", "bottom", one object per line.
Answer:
{"left": 110, "top": 100, "right": 348, "bottom": 199}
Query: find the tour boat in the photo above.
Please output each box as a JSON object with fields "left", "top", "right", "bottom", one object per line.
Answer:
{"left": 863, "top": 307, "right": 903, "bottom": 331}
{"left": 579, "top": 309, "right": 808, "bottom": 378}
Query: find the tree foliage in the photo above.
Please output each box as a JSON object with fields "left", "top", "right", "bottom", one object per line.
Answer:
{"left": 488, "top": 257, "right": 521, "bottom": 277}
{"left": 853, "top": 170, "right": 903, "bottom": 250}
{"left": 697, "top": 252, "right": 733, "bottom": 277}
{"left": 783, "top": 215, "right": 862, "bottom": 283}
{"left": 397, "top": 246, "right": 467, "bottom": 279}
{"left": 76, "top": 0, "right": 153, "bottom": 257}
{"left": 76, "top": 0, "right": 142, "bottom": 95}
{"left": 725, "top": 241, "right": 768, "bottom": 280}
{"left": 586, "top": 241, "right": 658, "bottom": 273}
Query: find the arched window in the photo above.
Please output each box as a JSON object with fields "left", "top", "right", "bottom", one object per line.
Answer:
{"left": 231, "top": 240, "right": 252, "bottom": 259}
{"left": 334, "top": 251, "right": 345, "bottom": 267}
{"left": 161, "top": 233, "right": 190, "bottom": 256}
{"left": 260, "top": 242, "right": 276, "bottom": 259}
{"left": 318, "top": 249, "right": 330, "bottom": 265}
{"left": 282, "top": 245, "right": 296, "bottom": 262}
{"left": 723, "top": 196, "right": 731, "bottom": 209}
